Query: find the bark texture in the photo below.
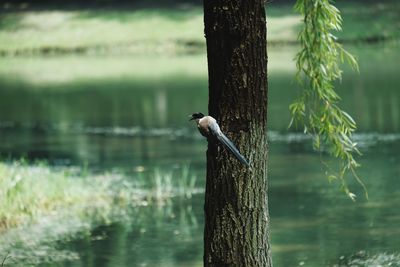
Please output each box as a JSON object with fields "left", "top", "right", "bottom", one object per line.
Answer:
{"left": 203, "top": 0, "right": 272, "bottom": 266}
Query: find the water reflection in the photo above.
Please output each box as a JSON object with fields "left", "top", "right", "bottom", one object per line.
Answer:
{"left": 61, "top": 198, "right": 204, "bottom": 267}
{"left": 269, "top": 141, "right": 400, "bottom": 266}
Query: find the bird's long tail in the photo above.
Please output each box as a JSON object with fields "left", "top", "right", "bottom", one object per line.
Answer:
{"left": 216, "top": 133, "right": 250, "bottom": 167}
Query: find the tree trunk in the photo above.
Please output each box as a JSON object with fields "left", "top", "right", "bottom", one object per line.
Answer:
{"left": 203, "top": 0, "right": 272, "bottom": 266}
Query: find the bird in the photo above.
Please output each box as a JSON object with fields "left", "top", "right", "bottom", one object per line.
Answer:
{"left": 189, "top": 112, "right": 250, "bottom": 167}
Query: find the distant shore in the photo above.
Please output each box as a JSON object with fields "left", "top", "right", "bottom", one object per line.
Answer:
{"left": 0, "top": 1, "right": 399, "bottom": 56}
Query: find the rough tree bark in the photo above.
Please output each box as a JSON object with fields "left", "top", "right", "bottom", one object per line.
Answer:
{"left": 203, "top": 0, "right": 272, "bottom": 266}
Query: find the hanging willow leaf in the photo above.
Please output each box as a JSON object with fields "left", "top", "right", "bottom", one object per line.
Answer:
{"left": 291, "top": 0, "right": 367, "bottom": 199}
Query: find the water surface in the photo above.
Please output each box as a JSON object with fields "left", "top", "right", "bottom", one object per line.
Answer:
{"left": 0, "top": 44, "right": 399, "bottom": 266}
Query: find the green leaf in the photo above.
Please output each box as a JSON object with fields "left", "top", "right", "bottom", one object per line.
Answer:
{"left": 327, "top": 175, "right": 337, "bottom": 182}
{"left": 342, "top": 111, "right": 356, "bottom": 126}
{"left": 292, "top": 0, "right": 366, "bottom": 199}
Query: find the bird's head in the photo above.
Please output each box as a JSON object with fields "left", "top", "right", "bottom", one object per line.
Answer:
{"left": 189, "top": 112, "right": 205, "bottom": 121}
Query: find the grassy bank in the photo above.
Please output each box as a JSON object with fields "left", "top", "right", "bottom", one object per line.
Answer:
{"left": 0, "top": 1, "right": 399, "bottom": 56}
{"left": 0, "top": 161, "right": 199, "bottom": 231}
{"left": 0, "top": 161, "right": 127, "bottom": 230}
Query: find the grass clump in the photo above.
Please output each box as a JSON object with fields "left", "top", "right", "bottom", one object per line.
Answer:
{"left": 0, "top": 160, "right": 126, "bottom": 230}
{"left": 152, "top": 165, "right": 198, "bottom": 200}
{"left": 0, "top": 160, "right": 201, "bottom": 231}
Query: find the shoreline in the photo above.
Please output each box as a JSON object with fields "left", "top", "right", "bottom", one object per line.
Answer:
{"left": 0, "top": 37, "right": 397, "bottom": 57}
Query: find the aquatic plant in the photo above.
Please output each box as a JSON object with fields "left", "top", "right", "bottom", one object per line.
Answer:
{"left": 149, "top": 164, "right": 200, "bottom": 203}
{"left": 0, "top": 160, "right": 126, "bottom": 229}
{"left": 0, "top": 161, "right": 201, "bottom": 230}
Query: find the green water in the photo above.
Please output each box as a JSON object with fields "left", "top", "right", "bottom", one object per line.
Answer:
{"left": 0, "top": 44, "right": 399, "bottom": 266}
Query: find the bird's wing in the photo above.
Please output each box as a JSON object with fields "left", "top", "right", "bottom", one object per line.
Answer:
{"left": 209, "top": 122, "right": 250, "bottom": 167}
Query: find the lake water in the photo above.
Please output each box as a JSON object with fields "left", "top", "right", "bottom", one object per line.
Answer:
{"left": 0, "top": 44, "right": 399, "bottom": 266}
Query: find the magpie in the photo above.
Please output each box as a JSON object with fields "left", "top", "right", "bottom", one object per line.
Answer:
{"left": 189, "top": 112, "right": 250, "bottom": 167}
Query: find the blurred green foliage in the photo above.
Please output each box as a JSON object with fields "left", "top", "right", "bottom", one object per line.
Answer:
{"left": 0, "top": 1, "right": 399, "bottom": 56}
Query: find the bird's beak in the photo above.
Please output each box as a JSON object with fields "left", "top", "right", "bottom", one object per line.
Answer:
{"left": 188, "top": 115, "right": 194, "bottom": 121}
